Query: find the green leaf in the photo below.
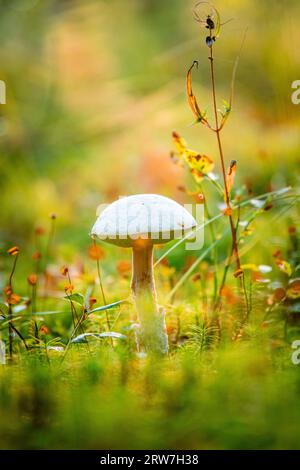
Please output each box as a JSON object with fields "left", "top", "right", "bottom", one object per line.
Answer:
{"left": 88, "top": 300, "right": 129, "bottom": 314}
{"left": 71, "top": 332, "right": 126, "bottom": 344}
{"left": 47, "top": 346, "right": 64, "bottom": 352}
{"left": 31, "top": 311, "right": 65, "bottom": 316}
{"left": 250, "top": 198, "right": 266, "bottom": 209}
{"left": 64, "top": 293, "right": 85, "bottom": 306}
{"left": 0, "top": 303, "right": 8, "bottom": 317}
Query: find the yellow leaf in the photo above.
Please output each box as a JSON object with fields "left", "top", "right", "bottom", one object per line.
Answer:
{"left": 185, "top": 151, "right": 214, "bottom": 173}
{"left": 190, "top": 168, "right": 204, "bottom": 184}
{"left": 172, "top": 132, "right": 214, "bottom": 182}
{"left": 172, "top": 131, "right": 187, "bottom": 157}
{"left": 225, "top": 160, "right": 237, "bottom": 196}
{"left": 186, "top": 61, "right": 205, "bottom": 122}
{"left": 276, "top": 259, "right": 292, "bottom": 277}
{"left": 241, "top": 264, "right": 258, "bottom": 271}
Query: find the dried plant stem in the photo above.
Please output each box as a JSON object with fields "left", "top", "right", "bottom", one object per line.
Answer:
{"left": 208, "top": 44, "right": 241, "bottom": 272}
{"left": 201, "top": 186, "right": 218, "bottom": 304}
{"left": 208, "top": 41, "right": 250, "bottom": 321}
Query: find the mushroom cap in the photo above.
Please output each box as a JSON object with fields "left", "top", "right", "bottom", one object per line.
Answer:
{"left": 91, "top": 194, "right": 197, "bottom": 247}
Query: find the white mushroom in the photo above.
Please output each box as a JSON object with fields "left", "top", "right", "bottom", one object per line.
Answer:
{"left": 91, "top": 194, "right": 197, "bottom": 355}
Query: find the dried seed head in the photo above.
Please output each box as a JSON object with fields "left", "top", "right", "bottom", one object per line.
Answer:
{"left": 27, "top": 273, "right": 38, "bottom": 286}
{"left": 7, "top": 293, "right": 21, "bottom": 305}
{"left": 32, "top": 251, "right": 42, "bottom": 260}
{"left": 40, "top": 325, "right": 50, "bottom": 335}
{"left": 88, "top": 244, "right": 105, "bottom": 261}
{"left": 60, "top": 266, "right": 69, "bottom": 276}
{"left": 3, "top": 285, "right": 12, "bottom": 296}
{"left": 7, "top": 246, "right": 20, "bottom": 256}
{"left": 89, "top": 297, "right": 97, "bottom": 308}
{"left": 35, "top": 226, "right": 45, "bottom": 236}
{"left": 64, "top": 283, "right": 74, "bottom": 294}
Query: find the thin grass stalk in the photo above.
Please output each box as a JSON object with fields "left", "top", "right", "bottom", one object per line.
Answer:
{"left": 93, "top": 239, "right": 112, "bottom": 345}
{"left": 43, "top": 214, "right": 56, "bottom": 301}
{"left": 7, "top": 252, "right": 19, "bottom": 360}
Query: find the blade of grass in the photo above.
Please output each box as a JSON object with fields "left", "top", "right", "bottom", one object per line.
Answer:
{"left": 155, "top": 187, "right": 291, "bottom": 267}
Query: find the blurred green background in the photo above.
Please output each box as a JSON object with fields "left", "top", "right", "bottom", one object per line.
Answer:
{"left": 0, "top": 0, "right": 299, "bottom": 249}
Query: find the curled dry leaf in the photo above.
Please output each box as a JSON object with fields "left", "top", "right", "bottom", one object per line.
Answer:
{"left": 225, "top": 160, "right": 237, "bottom": 196}
{"left": 186, "top": 61, "right": 206, "bottom": 123}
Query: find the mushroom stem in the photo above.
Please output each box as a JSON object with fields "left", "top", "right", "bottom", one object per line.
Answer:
{"left": 131, "top": 240, "right": 168, "bottom": 355}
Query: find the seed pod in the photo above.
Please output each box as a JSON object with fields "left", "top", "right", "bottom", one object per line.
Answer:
{"left": 206, "top": 36, "right": 214, "bottom": 47}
